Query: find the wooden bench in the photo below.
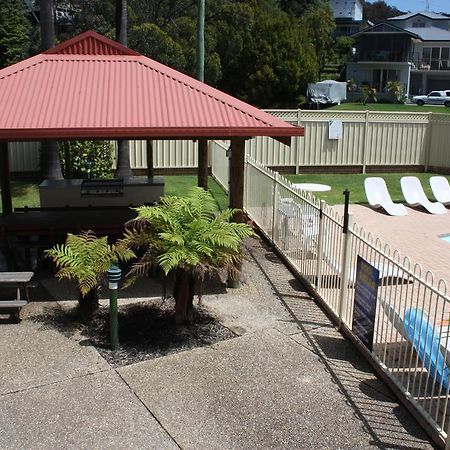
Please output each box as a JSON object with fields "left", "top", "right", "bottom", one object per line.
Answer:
{"left": 0, "top": 272, "right": 34, "bottom": 322}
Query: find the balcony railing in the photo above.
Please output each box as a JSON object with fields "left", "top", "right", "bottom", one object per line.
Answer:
{"left": 351, "top": 50, "right": 410, "bottom": 63}
{"left": 351, "top": 50, "right": 450, "bottom": 71}
{"left": 410, "top": 57, "right": 450, "bottom": 71}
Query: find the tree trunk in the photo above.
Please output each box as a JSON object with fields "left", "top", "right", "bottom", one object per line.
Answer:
{"left": 39, "top": 0, "right": 63, "bottom": 181}
{"left": 78, "top": 287, "right": 100, "bottom": 321}
{"left": 114, "top": 140, "right": 133, "bottom": 179}
{"left": 173, "top": 270, "right": 195, "bottom": 324}
{"left": 40, "top": 0, "right": 54, "bottom": 51}
{"left": 40, "top": 141, "right": 63, "bottom": 180}
{"left": 114, "top": 1, "right": 132, "bottom": 179}
{"left": 115, "top": 0, "right": 128, "bottom": 46}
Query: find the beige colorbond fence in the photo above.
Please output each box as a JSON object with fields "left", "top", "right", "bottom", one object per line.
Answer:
{"left": 251, "top": 110, "right": 431, "bottom": 170}
{"left": 8, "top": 139, "right": 198, "bottom": 173}
{"left": 8, "top": 110, "right": 450, "bottom": 173}
{"left": 243, "top": 157, "right": 450, "bottom": 449}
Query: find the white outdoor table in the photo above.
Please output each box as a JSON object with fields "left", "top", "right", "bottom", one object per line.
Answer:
{"left": 292, "top": 183, "right": 331, "bottom": 192}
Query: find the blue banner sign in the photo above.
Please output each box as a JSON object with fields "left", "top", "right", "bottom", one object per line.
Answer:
{"left": 352, "top": 256, "right": 380, "bottom": 351}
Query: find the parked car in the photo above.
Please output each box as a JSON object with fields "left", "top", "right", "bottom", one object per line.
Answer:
{"left": 412, "top": 91, "right": 450, "bottom": 106}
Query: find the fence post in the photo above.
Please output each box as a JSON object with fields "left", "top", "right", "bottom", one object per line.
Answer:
{"left": 362, "top": 110, "right": 369, "bottom": 174}
{"left": 424, "top": 112, "right": 433, "bottom": 172}
{"left": 244, "top": 153, "right": 249, "bottom": 212}
{"left": 296, "top": 109, "right": 301, "bottom": 174}
{"left": 315, "top": 200, "right": 326, "bottom": 292}
{"left": 338, "top": 193, "right": 353, "bottom": 328}
{"left": 272, "top": 172, "right": 280, "bottom": 243}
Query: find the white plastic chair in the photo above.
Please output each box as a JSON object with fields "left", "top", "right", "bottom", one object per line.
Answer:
{"left": 364, "top": 177, "right": 407, "bottom": 216}
{"left": 400, "top": 176, "right": 447, "bottom": 215}
{"left": 430, "top": 176, "right": 450, "bottom": 205}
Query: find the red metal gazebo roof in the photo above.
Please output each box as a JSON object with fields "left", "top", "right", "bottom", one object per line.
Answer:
{"left": 0, "top": 31, "right": 303, "bottom": 143}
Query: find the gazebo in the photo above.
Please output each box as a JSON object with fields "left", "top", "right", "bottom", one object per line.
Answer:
{"left": 0, "top": 31, "right": 303, "bottom": 258}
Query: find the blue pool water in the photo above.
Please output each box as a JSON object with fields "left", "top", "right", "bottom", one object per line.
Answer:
{"left": 439, "top": 234, "right": 450, "bottom": 243}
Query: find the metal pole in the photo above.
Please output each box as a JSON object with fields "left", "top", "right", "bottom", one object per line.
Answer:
{"left": 338, "top": 190, "right": 352, "bottom": 328}
{"left": 107, "top": 265, "right": 122, "bottom": 351}
{"left": 315, "top": 200, "right": 325, "bottom": 292}
{"left": 197, "top": 0, "right": 205, "bottom": 82}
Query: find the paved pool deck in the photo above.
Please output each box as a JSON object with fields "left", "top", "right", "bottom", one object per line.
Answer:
{"left": 344, "top": 204, "right": 450, "bottom": 286}
{"left": 0, "top": 238, "right": 436, "bottom": 449}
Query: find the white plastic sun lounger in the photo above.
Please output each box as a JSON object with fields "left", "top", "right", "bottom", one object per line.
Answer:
{"left": 430, "top": 176, "right": 450, "bottom": 206}
{"left": 364, "top": 177, "right": 407, "bottom": 216}
{"left": 400, "top": 176, "right": 447, "bottom": 215}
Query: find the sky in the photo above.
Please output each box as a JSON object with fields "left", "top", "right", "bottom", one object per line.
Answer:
{"left": 383, "top": 0, "right": 449, "bottom": 14}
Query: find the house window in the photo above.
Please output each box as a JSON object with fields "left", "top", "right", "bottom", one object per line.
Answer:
{"left": 412, "top": 21, "right": 426, "bottom": 27}
{"left": 372, "top": 69, "right": 400, "bottom": 92}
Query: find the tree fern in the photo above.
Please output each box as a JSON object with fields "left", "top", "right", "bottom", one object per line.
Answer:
{"left": 46, "top": 230, "right": 135, "bottom": 297}
{"left": 121, "top": 187, "right": 255, "bottom": 279}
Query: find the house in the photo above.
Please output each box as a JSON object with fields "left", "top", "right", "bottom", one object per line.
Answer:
{"left": 330, "top": 0, "right": 371, "bottom": 37}
{"left": 346, "top": 11, "right": 450, "bottom": 97}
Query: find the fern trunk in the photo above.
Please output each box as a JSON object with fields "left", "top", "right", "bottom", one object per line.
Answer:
{"left": 78, "top": 287, "right": 100, "bottom": 320}
{"left": 173, "top": 270, "right": 194, "bottom": 324}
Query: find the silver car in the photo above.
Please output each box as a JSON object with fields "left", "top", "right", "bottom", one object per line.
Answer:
{"left": 412, "top": 90, "right": 450, "bottom": 106}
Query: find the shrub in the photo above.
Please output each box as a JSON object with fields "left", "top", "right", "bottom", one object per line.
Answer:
{"left": 59, "top": 141, "right": 114, "bottom": 179}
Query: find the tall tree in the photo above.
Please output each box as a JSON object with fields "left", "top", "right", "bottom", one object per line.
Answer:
{"left": 40, "top": 0, "right": 63, "bottom": 180}
{"left": 0, "top": 0, "right": 31, "bottom": 69}
{"left": 115, "top": 0, "right": 133, "bottom": 179}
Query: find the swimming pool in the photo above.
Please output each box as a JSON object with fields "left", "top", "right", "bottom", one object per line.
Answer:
{"left": 439, "top": 233, "right": 450, "bottom": 243}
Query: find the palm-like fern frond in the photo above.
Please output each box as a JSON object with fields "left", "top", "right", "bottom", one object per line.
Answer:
{"left": 45, "top": 230, "right": 136, "bottom": 297}
{"left": 121, "top": 187, "right": 255, "bottom": 281}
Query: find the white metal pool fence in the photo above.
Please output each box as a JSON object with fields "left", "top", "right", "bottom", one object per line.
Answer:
{"left": 241, "top": 157, "right": 450, "bottom": 448}
{"left": 9, "top": 110, "right": 450, "bottom": 173}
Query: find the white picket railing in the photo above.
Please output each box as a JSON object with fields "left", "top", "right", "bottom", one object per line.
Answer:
{"left": 243, "top": 157, "right": 450, "bottom": 448}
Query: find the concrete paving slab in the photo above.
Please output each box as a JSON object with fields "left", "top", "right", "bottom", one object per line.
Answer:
{"left": 289, "top": 326, "right": 433, "bottom": 449}
{"left": 0, "top": 370, "right": 178, "bottom": 450}
{"left": 202, "top": 250, "right": 304, "bottom": 337}
{"left": 0, "top": 303, "right": 109, "bottom": 395}
{"left": 119, "top": 328, "right": 405, "bottom": 449}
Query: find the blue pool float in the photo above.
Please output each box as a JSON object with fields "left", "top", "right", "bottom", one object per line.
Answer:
{"left": 403, "top": 308, "right": 449, "bottom": 390}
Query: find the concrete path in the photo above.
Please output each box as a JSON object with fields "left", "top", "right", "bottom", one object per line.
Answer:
{"left": 0, "top": 239, "right": 436, "bottom": 449}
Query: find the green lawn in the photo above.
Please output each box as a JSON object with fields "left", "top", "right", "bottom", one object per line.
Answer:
{"left": 286, "top": 172, "right": 450, "bottom": 205}
{"left": 0, "top": 175, "right": 228, "bottom": 214}
{"left": 4, "top": 172, "right": 447, "bottom": 211}
{"left": 329, "top": 103, "right": 450, "bottom": 114}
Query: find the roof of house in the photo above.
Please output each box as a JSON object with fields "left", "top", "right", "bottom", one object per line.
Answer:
{"left": 388, "top": 11, "right": 450, "bottom": 21}
{"left": 403, "top": 26, "right": 450, "bottom": 41}
{"left": 351, "top": 21, "right": 419, "bottom": 38}
{"left": 0, "top": 31, "right": 303, "bottom": 142}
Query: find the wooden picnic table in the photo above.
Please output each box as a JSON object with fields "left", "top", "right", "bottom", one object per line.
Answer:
{"left": 0, "top": 271, "right": 34, "bottom": 322}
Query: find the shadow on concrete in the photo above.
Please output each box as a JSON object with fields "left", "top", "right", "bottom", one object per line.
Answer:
{"left": 246, "top": 238, "right": 435, "bottom": 449}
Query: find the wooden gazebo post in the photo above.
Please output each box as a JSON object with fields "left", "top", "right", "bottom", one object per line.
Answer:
{"left": 198, "top": 139, "right": 208, "bottom": 189}
{"left": 0, "top": 142, "right": 12, "bottom": 216}
{"left": 229, "top": 137, "right": 246, "bottom": 223}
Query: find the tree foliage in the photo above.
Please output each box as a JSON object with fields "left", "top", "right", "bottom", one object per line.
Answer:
{"left": 46, "top": 230, "right": 135, "bottom": 297}
{"left": 363, "top": 1, "right": 404, "bottom": 24}
{"left": 59, "top": 141, "right": 115, "bottom": 179}
{"left": 129, "top": 23, "right": 187, "bottom": 70}
{"left": 13, "top": 0, "right": 336, "bottom": 108}
{"left": 0, "top": 0, "right": 31, "bottom": 69}
{"left": 120, "top": 187, "right": 254, "bottom": 323}
{"left": 121, "top": 187, "right": 254, "bottom": 279}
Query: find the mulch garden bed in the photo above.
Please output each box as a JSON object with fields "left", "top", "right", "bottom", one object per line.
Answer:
{"left": 82, "top": 298, "right": 236, "bottom": 368}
